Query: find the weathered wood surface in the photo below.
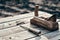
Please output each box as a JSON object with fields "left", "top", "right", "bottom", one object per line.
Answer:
{"left": 21, "top": 18, "right": 60, "bottom": 40}
{"left": 0, "top": 11, "right": 60, "bottom": 40}
{"left": 0, "top": 11, "right": 52, "bottom": 23}
{"left": 0, "top": 11, "right": 52, "bottom": 29}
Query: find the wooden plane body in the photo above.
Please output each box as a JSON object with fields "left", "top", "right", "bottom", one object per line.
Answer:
{"left": 30, "top": 5, "right": 58, "bottom": 31}
{"left": 30, "top": 16, "right": 58, "bottom": 31}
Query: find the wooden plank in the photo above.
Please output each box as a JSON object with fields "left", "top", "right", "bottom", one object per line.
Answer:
{"left": 28, "top": 36, "right": 48, "bottom": 40}
{"left": 0, "top": 17, "right": 32, "bottom": 30}
{"left": 1, "top": 31, "right": 35, "bottom": 40}
{"left": 49, "top": 34, "right": 60, "bottom": 40}
{"left": 0, "top": 11, "right": 52, "bottom": 24}
{"left": 0, "top": 21, "right": 17, "bottom": 29}
{"left": 0, "top": 26, "right": 25, "bottom": 37}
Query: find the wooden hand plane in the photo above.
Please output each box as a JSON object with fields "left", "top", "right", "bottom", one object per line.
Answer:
{"left": 30, "top": 5, "right": 58, "bottom": 31}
